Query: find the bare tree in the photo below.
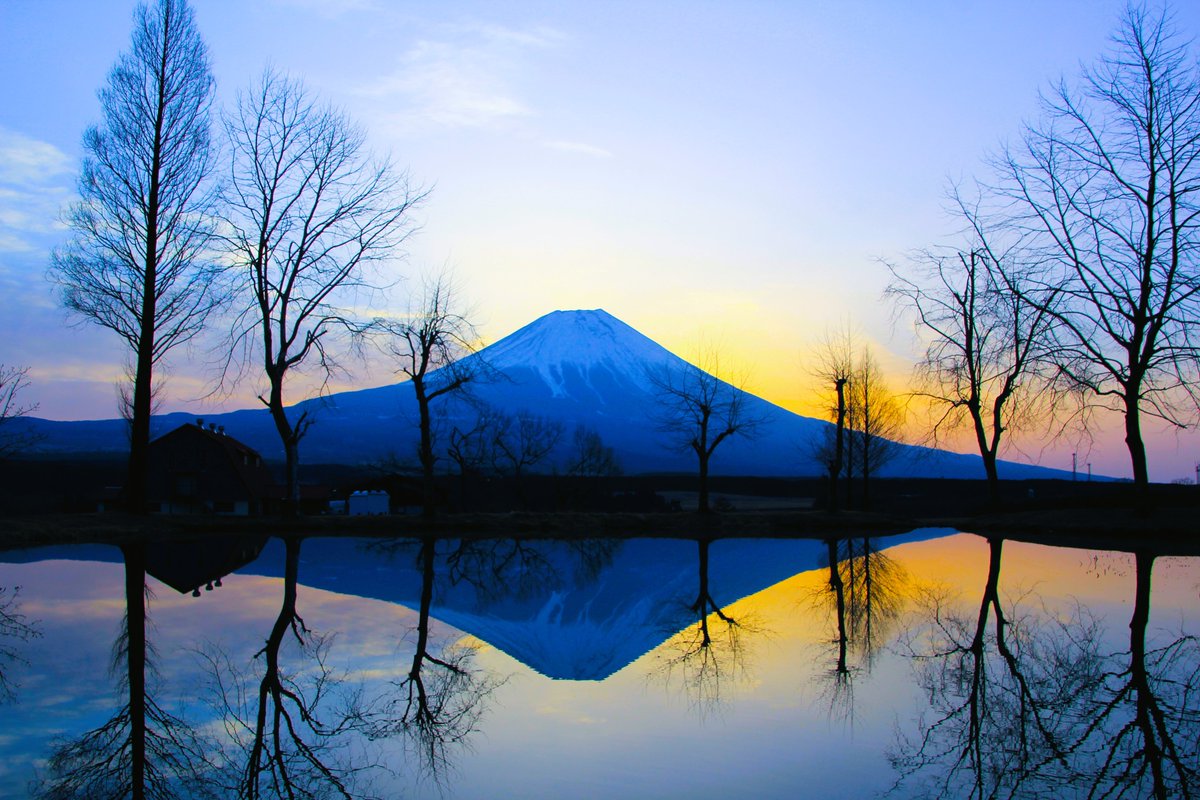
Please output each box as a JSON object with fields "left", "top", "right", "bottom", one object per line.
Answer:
{"left": 808, "top": 327, "right": 855, "bottom": 511}
{"left": 445, "top": 404, "right": 503, "bottom": 506}
{"left": 48, "top": 0, "right": 218, "bottom": 513}
{"left": 650, "top": 351, "right": 759, "bottom": 514}
{"left": 887, "top": 200, "right": 1058, "bottom": 504}
{"left": 995, "top": 6, "right": 1200, "bottom": 492}
{"left": 382, "top": 271, "right": 482, "bottom": 518}
{"left": 807, "top": 335, "right": 901, "bottom": 510}
{"left": 222, "top": 70, "right": 425, "bottom": 513}
{"left": 491, "top": 410, "right": 563, "bottom": 506}
{"left": 0, "top": 365, "right": 40, "bottom": 459}
{"left": 849, "top": 347, "right": 904, "bottom": 509}
{"left": 566, "top": 424, "right": 621, "bottom": 477}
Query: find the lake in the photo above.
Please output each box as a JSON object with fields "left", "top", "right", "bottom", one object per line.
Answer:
{"left": 0, "top": 529, "right": 1197, "bottom": 798}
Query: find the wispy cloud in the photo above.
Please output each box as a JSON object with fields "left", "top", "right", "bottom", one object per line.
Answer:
{"left": 358, "top": 22, "right": 566, "bottom": 131}
{"left": 544, "top": 140, "right": 614, "bottom": 159}
{"left": 0, "top": 128, "right": 72, "bottom": 252}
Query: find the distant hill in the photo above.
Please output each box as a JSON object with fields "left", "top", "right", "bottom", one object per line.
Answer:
{"left": 15, "top": 308, "right": 1067, "bottom": 479}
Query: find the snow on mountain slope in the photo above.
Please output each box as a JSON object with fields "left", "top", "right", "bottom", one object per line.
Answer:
{"left": 476, "top": 308, "right": 676, "bottom": 399}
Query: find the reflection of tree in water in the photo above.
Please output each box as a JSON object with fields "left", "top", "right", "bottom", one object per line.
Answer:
{"left": 367, "top": 536, "right": 501, "bottom": 783}
{"left": 38, "top": 542, "right": 219, "bottom": 800}
{"left": 1077, "top": 551, "right": 1199, "bottom": 800}
{"left": 891, "top": 539, "right": 1200, "bottom": 800}
{"left": 366, "top": 535, "right": 615, "bottom": 780}
{"left": 203, "top": 535, "right": 378, "bottom": 799}
{"left": 443, "top": 536, "right": 618, "bottom": 603}
{"left": 0, "top": 582, "right": 38, "bottom": 703}
{"left": 651, "top": 538, "right": 762, "bottom": 714}
{"left": 812, "top": 536, "right": 909, "bottom": 721}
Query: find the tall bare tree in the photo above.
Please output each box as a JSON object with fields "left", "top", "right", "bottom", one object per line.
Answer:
{"left": 996, "top": 5, "right": 1200, "bottom": 492}
{"left": 223, "top": 70, "right": 425, "bottom": 513}
{"left": 49, "top": 0, "right": 218, "bottom": 513}
{"left": 383, "top": 271, "right": 482, "bottom": 517}
{"left": 888, "top": 201, "right": 1058, "bottom": 503}
{"left": 650, "top": 351, "right": 759, "bottom": 514}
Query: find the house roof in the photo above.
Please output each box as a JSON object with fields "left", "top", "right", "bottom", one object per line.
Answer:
{"left": 151, "top": 423, "right": 278, "bottom": 499}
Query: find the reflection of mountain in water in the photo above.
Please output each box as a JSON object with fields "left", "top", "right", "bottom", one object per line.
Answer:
{"left": 0, "top": 531, "right": 953, "bottom": 680}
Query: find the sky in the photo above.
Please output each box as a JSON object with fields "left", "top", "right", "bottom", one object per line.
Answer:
{"left": 2, "top": 0, "right": 1199, "bottom": 481}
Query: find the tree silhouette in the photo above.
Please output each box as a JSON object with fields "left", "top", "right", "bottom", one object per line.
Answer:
{"left": 811, "top": 536, "right": 909, "bottom": 721}
{"left": 38, "top": 543, "right": 219, "bottom": 800}
{"left": 202, "top": 536, "right": 379, "bottom": 799}
{"left": 222, "top": 69, "right": 425, "bottom": 513}
{"left": 0, "top": 365, "right": 41, "bottom": 459}
{"left": 887, "top": 195, "right": 1058, "bottom": 505}
{"left": 995, "top": 6, "right": 1200, "bottom": 494}
{"left": 490, "top": 409, "right": 563, "bottom": 506}
{"left": 809, "top": 327, "right": 854, "bottom": 511}
{"left": 381, "top": 272, "right": 483, "bottom": 518}
{"left": 650, "top": 351, "right": 759, "bottom": 514}
{"left": 49, "top": 0, "right": 219, "bottom": 513}
{"left": 891, "top": 538, "right": 1200, "bottom": 799}
{"left": 366, "top": 537, "right": 500, "bottom": 783}
{"left": 651, "top": 539, "right": 762, "bottom": 715}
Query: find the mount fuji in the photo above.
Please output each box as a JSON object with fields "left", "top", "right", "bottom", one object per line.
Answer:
{"left": 20, "top": 309, "right": 1059, "bottom": 478}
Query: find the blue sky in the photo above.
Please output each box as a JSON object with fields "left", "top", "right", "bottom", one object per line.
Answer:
{"left": 2, "top": 0, "right": 1198, "bottom": 480}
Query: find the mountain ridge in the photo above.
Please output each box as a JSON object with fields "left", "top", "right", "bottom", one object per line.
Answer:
{"left": 13, "top": 308, "right": 1067, "bottom": 479}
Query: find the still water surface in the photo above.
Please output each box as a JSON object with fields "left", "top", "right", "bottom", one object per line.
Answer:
{"left": 0, "top": 529, "right": 1197, "bottom": 798}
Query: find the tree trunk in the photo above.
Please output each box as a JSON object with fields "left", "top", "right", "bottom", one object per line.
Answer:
{"left": 126, "top": 344, "right": 153, "bottom": 514}
{"left": 125, "top": 26, "right": 169, "bottom": 516}
{"left": 694, "top": 538, "right": 712, "bottom": 645}
{"left": 123, "top": 543, "right": 147, "bottom": 800}
{"left": 826, "top": 538, "right": 848, "bottom": 675}
{"left": 698, "top": 452, "right": 710, "bottom": 514}
{"left": 982, "top": 453, "right": 999, "bottom": 507}
{"left": 412, "top": 536, "right": 435, "bottom": 674}
{"left": 1124, "top": 392, "right": 1150, "bottom": 503}
{"left": 267, "top": 375, "right": 301, "bottom": 517}
{"left": 831, "top": 378, "right": 846, "bottom": 513}
{"left": 416, "top": 381, "right": 436, "bottom": 518}
{"left": 1127, "top": 550, "right": 1169, "bottom": 800}
{"left": 861, "top": 437, "right": 872, "bottom": 511}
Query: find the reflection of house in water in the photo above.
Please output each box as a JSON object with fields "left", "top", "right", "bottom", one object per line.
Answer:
{"left": 146, "top": 535, "right": 269, "bottom": 597}
{"left": 146, "top": 422, "right": 278, "bottom": 515}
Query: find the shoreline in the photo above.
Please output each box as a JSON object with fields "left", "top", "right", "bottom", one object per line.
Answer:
{"left": 2, "top": 505, "right": 1196, "bottom": 556}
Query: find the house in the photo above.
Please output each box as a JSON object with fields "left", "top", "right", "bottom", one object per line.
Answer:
{"left": 145, "top": 421, "right": 278, "bottom": 515}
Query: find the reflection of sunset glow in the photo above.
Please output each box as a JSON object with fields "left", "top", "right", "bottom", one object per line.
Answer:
{"left": 3, "top": 534, "right": 1199, "bottom": 799}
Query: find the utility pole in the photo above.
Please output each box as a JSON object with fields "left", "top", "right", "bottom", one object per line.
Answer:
{"left": 1072, "top": 452, "right": 1077, "bottom": 481}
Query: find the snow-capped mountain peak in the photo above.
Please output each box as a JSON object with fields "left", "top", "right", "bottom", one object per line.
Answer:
{"left": 472, "top": 309, "right": 679, "bottom": 400}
